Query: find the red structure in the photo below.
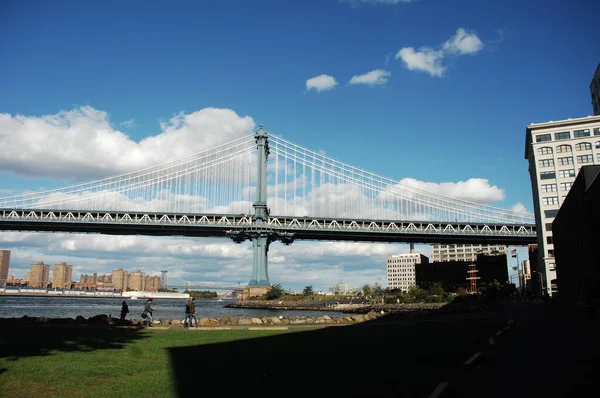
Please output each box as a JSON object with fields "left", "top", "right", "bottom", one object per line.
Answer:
{"left": 466, "top": 263, "right": 480, "bottom": 294}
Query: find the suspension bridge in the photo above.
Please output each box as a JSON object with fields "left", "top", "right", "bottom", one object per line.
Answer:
{"left": 0, "top": 126, "right": 536, "bottom": 287}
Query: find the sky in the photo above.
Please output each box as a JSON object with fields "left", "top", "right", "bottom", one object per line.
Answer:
{"left": 0, "top": 0, "right": 598, "bottom": 292}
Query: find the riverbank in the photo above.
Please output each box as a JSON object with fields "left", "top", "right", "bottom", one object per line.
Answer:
{"left": 225, "top": 300, "right": 448, "bottom": 314}
{"left": 0, "top": 289, "right": 190, "bottom": 299}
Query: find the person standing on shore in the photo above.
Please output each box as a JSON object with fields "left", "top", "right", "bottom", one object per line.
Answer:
{"left": 144, "top": 298, "right": 156, "bottom": 327}
{"left": 120, "top": 301, "right": 129, "bottom": 323}
{"left": 184, "top": 298, "right": 191, "bottom": 328}
{"left": 189, "top": 297, "right": 199, "bottom": 327}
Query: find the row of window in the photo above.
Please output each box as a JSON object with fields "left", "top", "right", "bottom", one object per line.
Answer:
{"left": 540, "top": 169, "right": 576, "bottom": 179}
{"left": 537, "top": 142, "right": 600, "bottom": 155}
{"left": 539, "top": 154, "right": 597, "bottom": 167}
{"left": 542, "top": 197, "right": 559, "bottom": 205}
{"left": 541, "top": 182, "right": 573, "bottom": 192}
{"left": 536, "top": 128, "right": 600, "bottom": 143}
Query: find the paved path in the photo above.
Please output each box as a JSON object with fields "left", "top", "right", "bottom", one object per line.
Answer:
{"left": 441, "top": 302, "right": 600, "bottom": 397}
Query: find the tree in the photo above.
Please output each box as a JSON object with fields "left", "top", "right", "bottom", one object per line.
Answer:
{"left": 303, "top": 285, "right": 314, "bottom": 296}
{"left": 265, "top": 284, "right": 284, "bottom": 300}
{"left": 362, "top": 284, "right": 372, "bottom": 298}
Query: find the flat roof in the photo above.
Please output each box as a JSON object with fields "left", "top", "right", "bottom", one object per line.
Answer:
{"left": 524, "top": 114, "right": 600, "bottom": 159}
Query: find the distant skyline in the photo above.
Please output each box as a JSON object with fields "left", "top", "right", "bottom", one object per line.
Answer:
{"left": 0, "top": 0, "right": 597, "bottom": 291}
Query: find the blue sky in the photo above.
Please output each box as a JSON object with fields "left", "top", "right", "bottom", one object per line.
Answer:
{"left": 0, "top": 0, "right": 598, "bottom": 292}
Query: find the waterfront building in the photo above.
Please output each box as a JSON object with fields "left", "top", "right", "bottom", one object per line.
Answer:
{"left": 145, "top": 275, "right": 161, "bottom": 291}
{"left": 386, "top": 253, "right": 428, "bottom": 292}
{"left": 524, "top": 114, "right": 600, "bottom": 295}
{"left": 52, "top": 262, "right": 73, "bottom": 289}
{"left": 591, "top": 63, "right": 600, "bottom": 116}
{"left": 430, "top": 243, "right": 507, "bottom": 262}
{"left": 127, "top": 269, "right": 145, "bottom": 291}
{"left": 0, "top": 249, "right": 10, "bottom": 286}
{"left": 552, "top": 165, "right": 600, "bottom": 304}
{"left": 28, "top": 261, "right": 50, "bottom": 288}
{"left": 112, "top": 268, "right": 128, "bottom": 291}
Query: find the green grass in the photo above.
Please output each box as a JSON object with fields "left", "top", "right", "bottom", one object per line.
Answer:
{"left": 0, "top": 326, "right": 297, "bottom": 398}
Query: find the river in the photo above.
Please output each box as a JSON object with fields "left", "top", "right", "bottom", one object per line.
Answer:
{"left": 0, "top": 295, "right": 347, "bottom": 320}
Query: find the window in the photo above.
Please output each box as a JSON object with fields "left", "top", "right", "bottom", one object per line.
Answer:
{"left": 573, "top": 129, "right": 590, "bottom": 138}
{"left": 556, "top": 144, "right": 572, "bottom": 153}
{"left": 536, "top": 134, "right": 551, "bottom": 142}
{"left": 558, "top": 169, "right": 575, "bottom": 178}
{"left": 540, "top": 171, "right": 556, "bottom": 180}
{"left": 575, "top": 142, "right": 592, "bottom": 151}
{"left": 537, "top": 146, "right": 553, "bottom": 155}
{"left": 539, "top": 159, "right": 554, "bottom": 167}
{"left": 545, "top": 223, "right": 553, "bottom": 231}
{"left": 548, "top": 250, "right": 555, "bottom": 258}
{"left": 546, "top": 236, "right": 554, "bottom": 244}
{"left": 560, "top": 182, "right": 573, "bottom": 191}
{"left": 595, "top": 140, "right": 600, "bottom": 149}
{"left": 554, "top": 131, "right": 570, "bottom": 140}
{"left": 594, "top": 128, "right": 600, "bottom": 136}
{"left": 542, "top": 196, "right": 559, "bottom": 205}
{"left": 541, "top": 184, "right": 557, "bottom": 192}
{"left": 558, "top": 156, "right": 573, "bottom": 165}
{"left": 577, "top": 154, "right": 593, "bottom": 164}
{"left": 544, "top": 209, "right": 559, "bottom": 218}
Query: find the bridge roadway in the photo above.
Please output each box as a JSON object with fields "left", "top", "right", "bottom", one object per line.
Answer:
{"left": 0, "top": 208, "right": 537, "bottom": 245}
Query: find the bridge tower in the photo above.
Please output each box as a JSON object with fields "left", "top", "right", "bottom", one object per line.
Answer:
{"left": 226, "top": 125, "right": 294, "bottom": 286}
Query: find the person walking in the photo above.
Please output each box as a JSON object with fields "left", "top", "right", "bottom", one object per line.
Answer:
{"left": 119, "top": 301, "right": 129, "bottom": 323}
{"left": 189, "top": 297, "right": 199, "bottom": 327}
{"left": 184, "top": 298, "right": 191, "bottom": 328}
{"left": 143, "top": 298, "right": 156, "bottom": 327}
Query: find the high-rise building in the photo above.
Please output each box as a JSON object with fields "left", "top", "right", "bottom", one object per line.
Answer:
{"left": 430, "top": 243, "right": 507, "bottom": 262}
{"left": 387, "top": 253, "right": 428, "bottom": 292}
{"left": 28, "top": 261, "right": 50, "bottom": 288}
{"left": 52, "top": 262, "right": 73, "bottom": 289}
{"left": 525, "top": 114, "right": 600, "bottom": 295}
{"left": 0, "top": 250, "right": 10, "bottom": 286}
{"left": 112, "top": 268, "right": 128, "bottom": 291}
{"left": 591, "top": 63, "right": 600, "bottom": 116}
{"left": 127, "top": 270, "right": 145, "bottom": 291}
{"left": 144, "top": 275, "right": 161, "bottom": 291}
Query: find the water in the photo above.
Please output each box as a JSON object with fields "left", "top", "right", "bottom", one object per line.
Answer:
{"left": 0, "top": 296, "right": 346, "bottom": 320}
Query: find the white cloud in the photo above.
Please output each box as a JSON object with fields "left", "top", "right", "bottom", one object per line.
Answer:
{"left": 349, "top": 69, "right": 391, "bottom": 86}
{"left": 305, "top": 74, "right": 338, "bottom": 93}
{"left": 395, "top": 47, "right": 445, "bottom": 77}
{"left": 396, "top": 28, "right": 484, "bottom": 77}
{"left": 120, "top": 118, "right": 135, "bottom": 128}
{"left": 0, "top": 106, "right": 255, "bottom": 180}
{"left": 511, "top": 202, "right": 528, "bottom": 214}
{"left": 394, "top": 178, "right": 505, "bottom": 203}
{"left": 442, "top": 28, "right": 484, "bottom": 55}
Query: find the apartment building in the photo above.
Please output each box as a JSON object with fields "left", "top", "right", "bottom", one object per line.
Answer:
{"left": 112, "top": 268, "right": 128, "bottom": 291}
{"left": 525, "top": 114, "right": 600, "bottom": 295}
{"left": 387, "top": 253, "right": 429, "bottom": 292}
{"left": 0, "top": 250, "right": 10, "bottom": 286}
{"left": 430, "top": 244, "right": 507, "bottom": 262}
{"left": 28, "top": 261, "right": 50, "bottom": 288}
{"left": 52, "top": 262, "right": 73, "bottom": 289}
{"left": 127, "top": 270, "right": 145, "bottom": 291}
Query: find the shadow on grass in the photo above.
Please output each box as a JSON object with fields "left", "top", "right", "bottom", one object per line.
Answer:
{"left": 168, "top": 305, "right": 504, "bottom": 398}
{"left": 0, "top": 318, "right": 150, "bottom": 364}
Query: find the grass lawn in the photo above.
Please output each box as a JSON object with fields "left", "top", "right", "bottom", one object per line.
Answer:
{"left": 0, "top": 325, "right": 297, "bottom": 398}
{"left": 1, "top": 312, "right": 507, "bottom": 398}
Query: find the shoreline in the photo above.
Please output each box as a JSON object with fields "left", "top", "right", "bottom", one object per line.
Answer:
{"left": 225, "top": 300, "right": 448, "bottom": 314}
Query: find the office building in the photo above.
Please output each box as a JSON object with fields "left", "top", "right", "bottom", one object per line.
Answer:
{"left": 591, "top": 63, "right": 600, "bottom": 116}
{"left": 112, "top": 268, "right": 128, "bottom": 291}
{"left": 28, "top": 261, "right": 50, "bottom": 288}
{"left": 52, "top": 262, "right": 73, "bottom": 289}
{"left": 415, "top": 260, "right": 470, "bottom": 292}
{"left": 0, "top": 250, "right": 10, "bottom": 286}
{"left": 525, "top": 115, "right": 600, "bottom": 295}
{"left": 476, "top": 253, "right": 509, "bottom": 285}
{"left": 387, "top": 253, "right": 428, "bottom": 292}
{"left": 552, "top": 165, "right": 600, "bottom": 304}
{"left": 431, "top": 243, "right": 507, "bottom": 262}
